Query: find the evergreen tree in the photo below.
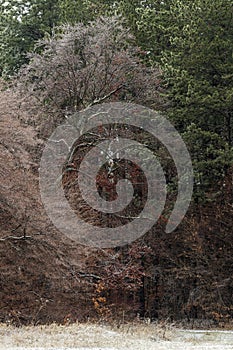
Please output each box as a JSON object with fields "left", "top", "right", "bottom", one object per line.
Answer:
{"left": 58, "top": 0, "right": 115, "bottom": 24}
{"left": 0, "top": 0, "right": 60, "bottom": 77}
{"left": 117, "top": 0, "right": 172, "bottom": 63}
{"left": 159, "top": 0, "right": 233, "bottom": 200}
{"left": 117, "top": 0, "right": 233, "bottom": 200}
{"left": 160, "top": 0, "right": 233, "bottom": 144}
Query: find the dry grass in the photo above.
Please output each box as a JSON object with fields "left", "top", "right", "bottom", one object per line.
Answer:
{"left": 0, "top": 321, "right": 177, "bottom": 349}
{"left": 1, "top": 322, "right": 233, "bottom": 350}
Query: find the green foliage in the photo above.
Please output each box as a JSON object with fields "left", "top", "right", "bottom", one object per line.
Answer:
{"left": 160, "top": 0, "right": 233, "bottom": 143}
{"left": 0, "top": 0, "right": 60, "bottom": 77}
{"left": 58, "top": 0, "right": 115, "bottom": 24}
{"left": 118, "top": 1, "right": 233, "bottom": 141}
{"left": 157, "top": 0, "right": 233, "bottom": 202}
{"left": 183, "top": 123, "right": 233, "bottom": 202}
{"left": 117, "top": 0, "right": 173, "bottom": 64}
{"left": 119, "top": 0, "right": 233, "bottom": 202}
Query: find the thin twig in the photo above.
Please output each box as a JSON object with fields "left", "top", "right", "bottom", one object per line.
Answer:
{"left": 0, "top": 235, "right": 31, "bottom": 242}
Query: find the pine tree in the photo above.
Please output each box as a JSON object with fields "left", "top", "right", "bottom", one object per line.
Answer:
{"left": 0, "top": 0, "right": 60, "bottom": 77}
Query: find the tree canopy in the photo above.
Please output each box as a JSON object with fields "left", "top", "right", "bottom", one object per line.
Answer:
{"left": 1, "top": 0, "right": 232, "bottom": 201}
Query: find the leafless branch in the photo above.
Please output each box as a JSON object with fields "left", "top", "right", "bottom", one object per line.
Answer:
{"left": 87, "top": 84, "right": 125, "bottom": 108}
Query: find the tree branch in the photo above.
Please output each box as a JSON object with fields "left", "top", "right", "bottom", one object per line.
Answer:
{"left": 86, "top": 84, "right": 125, "bottom": 108}
{"left": 0, "top": 235, "right": 31, "bottom": 242}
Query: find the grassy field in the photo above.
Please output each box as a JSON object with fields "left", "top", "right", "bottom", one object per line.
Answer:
{"left": 1, "top": 322, "right": 233, "bottom": 350}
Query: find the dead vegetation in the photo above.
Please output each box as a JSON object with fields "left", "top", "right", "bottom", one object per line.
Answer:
{"left": 0, "top": 72, "right": 233, "bottom": 327}
{"left": 0, "top": 321, "right": 180, "bottom": 349}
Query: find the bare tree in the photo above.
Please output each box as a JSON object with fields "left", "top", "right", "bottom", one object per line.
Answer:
{"left": 16, "top": 16, "right": 162, "bottom": 122}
